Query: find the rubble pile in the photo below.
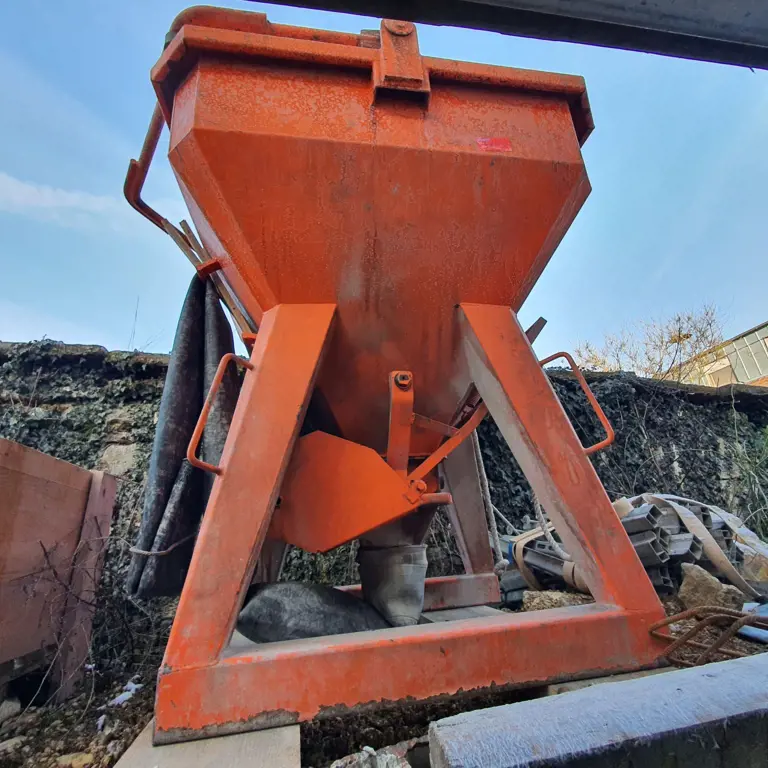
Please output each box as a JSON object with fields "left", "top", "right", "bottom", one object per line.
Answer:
{"left": 513, "top": 499, "right": 752, "bottom": 597}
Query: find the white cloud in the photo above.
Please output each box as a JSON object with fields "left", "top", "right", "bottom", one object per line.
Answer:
{"left": 0, "top": 46, "right": 186, "bottom": 231}
{"left": 0, "top": 170, "right": 123, "bottom": 219}
{"left": 0, "top": 170, "right": 187, "bottom": 234}
{"left": 0, "top": 169, "right": 134, "bottom": 234}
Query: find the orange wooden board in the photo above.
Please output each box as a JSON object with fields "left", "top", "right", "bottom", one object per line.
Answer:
{"left": 0, "top": 439, "right": 90, "bottom": 664}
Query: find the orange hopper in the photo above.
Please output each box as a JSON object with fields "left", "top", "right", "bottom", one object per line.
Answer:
{"left": 125, "top": 6, "right": 665, "bottom": 745}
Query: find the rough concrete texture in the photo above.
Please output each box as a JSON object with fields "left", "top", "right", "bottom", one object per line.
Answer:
{"left": 0, "top": 697, "right": 21, "bottom": 725}
{"left": 430, "top": 653, "right": 768, "bottom": 767}
{"left": 678, "top": 563, "right": 747, "bottom": 610}
{"left": 55, "top": 753, "right": 94, "bottom": 767}
{"left": 115, "top": 720, "right": 300, "bottom": 768}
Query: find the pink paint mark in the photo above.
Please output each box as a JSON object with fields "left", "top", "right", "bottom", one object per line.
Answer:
{"left": 476, "top": 137, "right": 514, "bottom": 152}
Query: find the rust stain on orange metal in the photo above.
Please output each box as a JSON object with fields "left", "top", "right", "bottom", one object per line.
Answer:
{"left": 186, "top": 352, "right": 253, "bottom": 476}
{"left": 165, "top": 302, "right": 336, "bottom": 670}
{"left": 156, "top": 603, "right": 663, "bottom": 741}
{"left": 268, "top": 431, "right": 447, "bottom": 553}
{"left": 539, "top": 350, "right": 615, "bottom": 455}
{"left": 386, "top": 371, "right": 414, "bottom": 477}
{"left": 459, "top": 303, "right": 661, "bottom": 611}
{"left": 122, "top": 6, "right": 666, "bottom": 744}
{"left": 144, "top": 12, "right": 593, "bottom": 455}
{"left": 338, "top": 574, "right": 501, "bottom": 610}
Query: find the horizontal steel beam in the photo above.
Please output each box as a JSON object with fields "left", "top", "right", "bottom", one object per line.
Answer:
{"left": 262, "top": 1, "right": 768, "bottom": 69}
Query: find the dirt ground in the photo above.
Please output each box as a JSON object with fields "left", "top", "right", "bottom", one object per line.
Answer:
{"left": 2, "top": 596, "right": 765, "bottom": 768}
{"left": 0, "top": 669, "right": 154, "bottom": 768}
{"left": 1, "top": 343, "right": 767, "bottom": 766}
{"left": 300, "top": 685, "right": 547, "bottom": 766}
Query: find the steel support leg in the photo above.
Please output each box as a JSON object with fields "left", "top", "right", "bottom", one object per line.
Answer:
{"left": 161, "top": 303, "right": 336, "bottom": 670}
{"left": 152, "top": 302, "right": 664, "bottom": 744}
{"left": 459, "top": 303, "right": 660, "bottom": 610}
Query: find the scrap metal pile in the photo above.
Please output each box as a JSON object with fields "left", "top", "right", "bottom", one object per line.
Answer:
{"left": 508, "top": 494, "right": 765, "bottom": 597}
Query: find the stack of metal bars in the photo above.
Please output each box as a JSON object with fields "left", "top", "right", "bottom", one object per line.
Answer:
{"left": 520, "top": 503, "right": 742, "bottom": 595}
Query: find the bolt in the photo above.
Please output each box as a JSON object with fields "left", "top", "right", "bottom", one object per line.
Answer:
{"left": 394, "top": 372, "right": 412, "bottom": 391}
{"left": 383, "top": 19, "right": 414, "bottom": 36}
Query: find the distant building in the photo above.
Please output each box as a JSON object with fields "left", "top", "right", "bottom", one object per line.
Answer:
{"left": 685, "top": 321, "right": 768, "bottom": 387}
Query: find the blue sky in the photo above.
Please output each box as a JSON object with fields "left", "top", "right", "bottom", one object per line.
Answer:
{"left": 0, "top": 0, "right": 766, "bottom": 357}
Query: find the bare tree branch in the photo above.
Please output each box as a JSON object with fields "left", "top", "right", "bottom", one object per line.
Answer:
{"left": 575, "top": 303, "right": 724, "bottom": 382}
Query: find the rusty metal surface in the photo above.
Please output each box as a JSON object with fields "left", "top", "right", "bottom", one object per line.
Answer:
{"left": 539, "top": 351, "right": 615, "bottom": 455}
{"left": 268, "top": 431, "right": 443, "bottom": 552}
{"left": 155, "top": 603, "right": 663, "bottom": 742}
{"left": 186, "top": 353, "right": 253, "bottom": 475}
{"left": 387, "top": 371, "right": 414, "bottom": 476}
{"left": 123, "top": 103, "right": 166, "bottom": 231}
{"left": 338, "top": 573, "right": 501, "bottom": 609}
{"left": 650, "top": 606, "right": 768, "bottom": 667}
{"left": 148, "top": 12, "right": 591, "bottom": 456}
{"left": 440, "top": 438, "right": 496, "bottom": 575}
{"left": 162, "top": 304, "right": 336, "bottom": 671}
{"left": 131, "top": 8, "right": 669, "bottom": 743}
{"left": 460, "top": 303, "right": 662, "bottom": 612}
{"left": 154, "top": 303, "right": 663, "bottom": 740}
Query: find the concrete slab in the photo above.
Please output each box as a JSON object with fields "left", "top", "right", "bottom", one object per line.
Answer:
{"left": 545, "top": 665, "right": 670, "bottom": 696}
{"left": 430, "top": 653, "right": 768, "bottom": 767}
{"left": 116, "top": 720, "right": 300, "bottom": 768}
{"left": 228, "top": 629, "right": 256, "bottom": 652}
{"left": 421, "top": 606, "right": 505, "bottom": 623}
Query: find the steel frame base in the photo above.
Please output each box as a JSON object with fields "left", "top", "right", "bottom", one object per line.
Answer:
{"left": 154, "top": 302, "right": 666, "bottom": 744}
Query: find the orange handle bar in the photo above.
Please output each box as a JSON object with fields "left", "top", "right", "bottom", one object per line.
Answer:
{"left": 539, "top": 351, "right": 615, "bottom": 456}
{"left": 407, "top": 403, "right": 488, "bottom": 484}
{"left": 187, "top": 353, "right": 254, "bottom": 475}
{"left": 124, "top": 102, "right": 167, "bottom": 231}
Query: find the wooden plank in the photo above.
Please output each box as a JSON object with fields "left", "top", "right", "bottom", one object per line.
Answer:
{"left": 0, "top": 438, "right": 91, "bottom": 490}
{"left": 0, "top": 440, "right": 91, "bottom": 665}
{"left": 54, "top": 471, "right": 116, "bottom": 701}
{"left": 116, "top": 720, "right": 300, "bottom": 768}
{"left": 440, "top": 437, "right": 495, "bottom": 574}
{"left": 338, "top": 573, "right": 500, "bottom": 611}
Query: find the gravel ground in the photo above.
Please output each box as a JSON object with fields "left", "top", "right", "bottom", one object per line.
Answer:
{"left": 0, "top": 670, "right": 154, "bottom": 768}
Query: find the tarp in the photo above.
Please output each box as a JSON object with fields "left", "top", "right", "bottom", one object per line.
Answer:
{"left": 126, "top": 276, "right": 240, "bottom": 597}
